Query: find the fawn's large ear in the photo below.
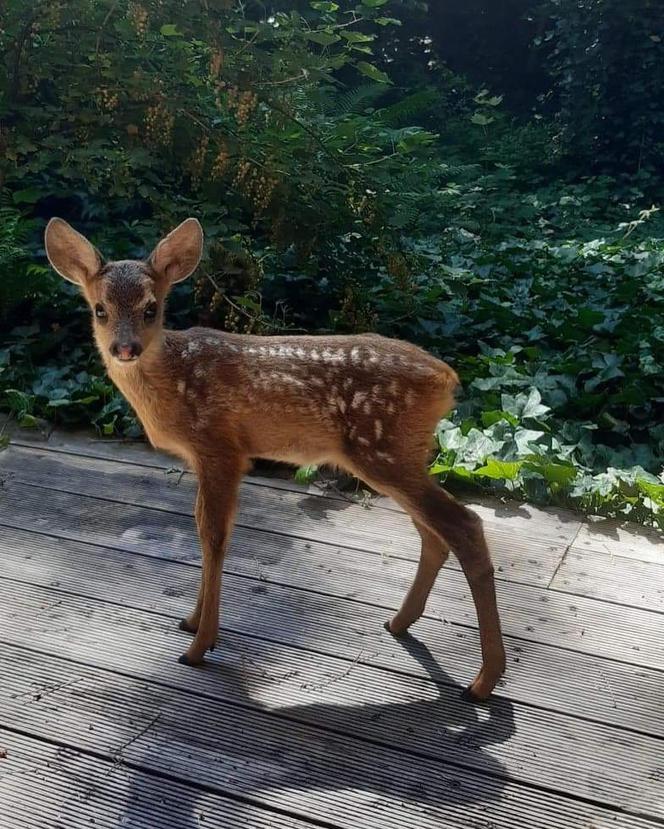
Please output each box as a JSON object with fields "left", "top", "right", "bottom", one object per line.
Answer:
{"left": 148, "top": 218, "right": 203, "bottom": 285}
{"left": 44, "top": 218, "right": 103, "bottom": 285}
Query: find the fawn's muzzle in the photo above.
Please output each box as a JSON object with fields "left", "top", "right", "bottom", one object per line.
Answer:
{"left": 110, "top": 341, "right": 143, "bottom": 361}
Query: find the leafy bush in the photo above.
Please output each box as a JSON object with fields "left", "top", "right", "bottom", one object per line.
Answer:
{"left": 1, "top": 1, "right": 663, "bottom": 526}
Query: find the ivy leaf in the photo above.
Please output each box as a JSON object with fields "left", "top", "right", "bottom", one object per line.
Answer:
{"left": 341, "top": 31, "right": 375, "bottom": 44}
{"left": 356, "top": 61, "right": 391, "bottom": 84}
{"left": 513, "top": 428, "right": 545, "bottom": 455}
{"left": 160, "top": 24, "right": 182, "bottom": 36}
{"left": 481, "top": 410, "right": 519, "bottom": 428}
{"left": 474, "top": 458, "right": 524, "bottom": 481}
{"left": 295, "top": 464, "right": 319, "bottom": 483}
{"left": 310, "top": 1, "right": 339, "bottom": 9}
{"left": 470, "top": 113, "right": 493, "bottom": 126}
{"left": 362, "top": 0, "right": 390, "bottom": 6}
{"left": 375, "top": 17, "right": 401, "bottom": 26}
{"left": 306, "top": 31, "right": 341, "bottom": 46}
{"left": 12, "top": 187, "right": 42, "bottom": 204}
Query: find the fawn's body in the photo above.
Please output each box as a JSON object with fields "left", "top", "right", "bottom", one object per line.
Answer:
{"left": 45, "top": 217, "right": 506, "bottom": 700}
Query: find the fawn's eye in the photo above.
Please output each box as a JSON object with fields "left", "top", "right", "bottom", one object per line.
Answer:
{"left": 94, "top": 304, "right": 107, "bottom": 320}
{"left": 144, "top": 302, "right": 158, "bottom": 322}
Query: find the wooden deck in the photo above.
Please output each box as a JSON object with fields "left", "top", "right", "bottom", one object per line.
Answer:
{"left": 0, "top": 428, "right": 662, "bottom": 829}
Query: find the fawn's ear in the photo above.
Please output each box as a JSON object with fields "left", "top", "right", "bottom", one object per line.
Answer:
{"left": 44, "top": 218, "right": 103, "bottom": 285}
{"left": 148, "top": 218, "right": 203, "bottom": 285}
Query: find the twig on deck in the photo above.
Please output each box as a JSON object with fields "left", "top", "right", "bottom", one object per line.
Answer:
{"left": 300, "top": 649, "right": 370, "bottom": 691}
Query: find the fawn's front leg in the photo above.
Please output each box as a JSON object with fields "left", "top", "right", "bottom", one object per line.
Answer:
{"left": 178, "top": 457, "right": 243, "bottom": 666}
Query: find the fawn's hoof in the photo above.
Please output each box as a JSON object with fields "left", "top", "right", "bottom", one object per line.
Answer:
{"left": 178, "top": 653, "right": 203, "bottom": 666}
{"left": 178, "top": 618, "right": 198, "bottom": 633}
{"left": 462, "top": 668, "right": 503, "bottom": 702}
{"left": 461, "top": 686, "right": 487, "bottom": 703}
{"left": 383, "top": 619, "right": 408, "bottom": 638}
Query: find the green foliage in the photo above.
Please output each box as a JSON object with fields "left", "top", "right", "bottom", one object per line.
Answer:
{"left": 538, "top": 0, "right": 664, "bottom": 176}
{"left": 0, "top": 1, "right": 663, "bottom": 526}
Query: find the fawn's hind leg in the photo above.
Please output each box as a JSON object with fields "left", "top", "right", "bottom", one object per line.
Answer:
{"left": 387, "top": 521, "right": 449, "bottom": 635}
{"left": 356, "top": 457, "right": 506, "bottom": 701}
{"left": 405, "top": 480, "right": 506, "bottom": 700}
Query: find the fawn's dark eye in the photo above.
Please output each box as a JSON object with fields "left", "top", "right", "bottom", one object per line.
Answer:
{"left": 94, "top": 304, "right": 107, "bottom": 321}
{"left": 144, "top": 302, "right": 158, "bottom": 323}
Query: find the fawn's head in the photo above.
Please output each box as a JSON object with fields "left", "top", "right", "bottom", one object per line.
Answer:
{"left": 45, "top": 218, "right": 203, "bottom": 363}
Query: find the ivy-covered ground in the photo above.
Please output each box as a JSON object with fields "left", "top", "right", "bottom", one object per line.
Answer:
{"left": 1, "top": 1, "right": 663, "bottom": 527}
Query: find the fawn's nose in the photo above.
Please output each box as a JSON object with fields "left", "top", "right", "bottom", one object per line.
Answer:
{"left": 110, "top": 341, "right": 143, "bottom": 361}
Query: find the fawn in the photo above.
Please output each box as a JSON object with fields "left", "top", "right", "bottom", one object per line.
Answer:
{"left": 44, "top": 217, "right": 506, "bottom": 700}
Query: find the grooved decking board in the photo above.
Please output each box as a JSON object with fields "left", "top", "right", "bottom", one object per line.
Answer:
{"left": 571, "top": 521, "right": 663, "bottom": 564}
{"left": 3, "top": 479, "right": 662, "bottom": 617}
{"left": 0, "top": 533, "right": 662, "bottom": 737}
{"left": 1, "top": 643, "right": 662, "bottom": 826}
{"left": 0, "top": 476, "right": 558, "bottom": 591}
{"left": 0, "top": 489, "right": 659, "bottom": 671}
{"left": 1, "top": 577, "right": 664, "bottom": 816}
{"left": 551, "top": 551, "right": 664, "bottom": 612}
{"left": 0, "top": 730, "right": 313, "bottom": 829}
{"left": 0, "top": 444, "right": 576, "bottom": 585}
{"left": 10, "top": 426, "right": 588, "bottom": 527}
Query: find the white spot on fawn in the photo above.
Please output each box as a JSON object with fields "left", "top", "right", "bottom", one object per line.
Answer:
{"left": 177, "top": 380, "right": 186, "bottom": 395}
{"left": 376, "top": 451, "right": 395, "bottom": 464}
{"left": 184, "top": 340, "right": 201, "bottom": 357}
{"left": 358, "top": 436, "right": 370, "bottom": 447}
{"left": 351, "top": 391, "right": 367, "bottom": 410}
{"left": 350, "top": 347, "right": 361, "bottom": 364}
{"left": 194, "top": 366, "right": 205, "bottom": 379}
{"left": 374, "top": 420, "right": 383, "bottom": 440}
{"left": 310, "top": 349, "right": 320, "bottom": 361}
{"left": 321, "top": 348, "right": 345, "bottom": 364}
{"left": 272, "top": 372, "right": 305, "bottom": 387}
{"left": 343, "top": 377, "right": 353, "bottom": 391}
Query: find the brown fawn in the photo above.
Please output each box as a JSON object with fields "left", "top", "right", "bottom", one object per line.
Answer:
{"left": 44, "top": 217, "right": 506, "bottom": 700}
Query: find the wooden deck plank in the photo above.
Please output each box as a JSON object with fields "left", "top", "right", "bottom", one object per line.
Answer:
{"left": 1, "top": 641, "right": 662, "bottom": 826}
{"left": 1, "top": 577, "right": 663, "bottom": 817}
{"left": 551, "top": 550, "right": 664, "bottom": 612}
{"left": 0, "top": 443, "right": 577, "bottom": 586}
{"left": 0, "top": 530, "right": 661, "bottom": 737}
{"left": 0, "top": 475, "right": 561, "bottom": 590}
{"left": 0, "top": 481, "right": 659, "bottom": 670}
{"left": 572, "top": 521, "right": 663, "bottom": 564}
{"left": 5, "top": 482, "right": 661, "bottom": 617}
{"left": 0, "top": 730, "right": 313, "bottom": 829}
{"left": 11, "top": 432, "right": 661, "bottom": 568}
{"left": 9, "top": 427, "right": 588, "bottom": 529}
